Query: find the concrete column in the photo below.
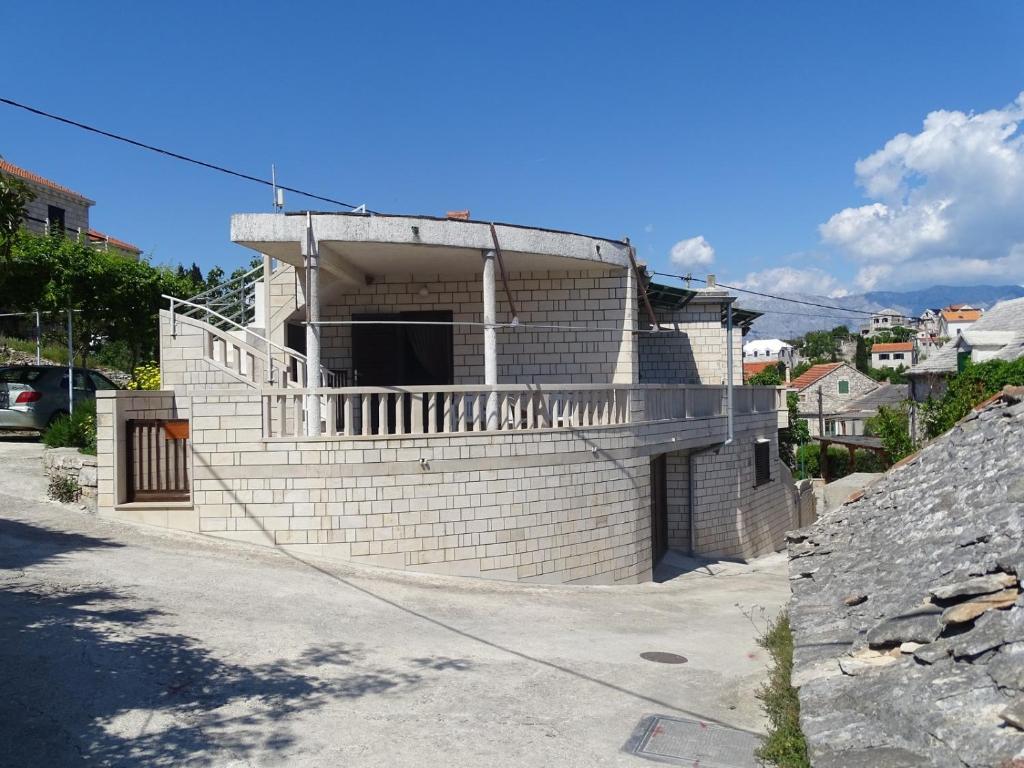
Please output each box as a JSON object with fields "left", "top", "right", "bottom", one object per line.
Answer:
{"left": 482, "top": 249, "right": 499, "bottom": 430}
{"left": 303, "top": 214, "right": 321, "bottom": 436}
{"left": 262, "top": 253, "right": 273, "bottom": 382}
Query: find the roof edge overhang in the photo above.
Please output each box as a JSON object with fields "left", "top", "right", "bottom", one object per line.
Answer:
{"left": 230, "top": 212, "right": 633, "bottom": 270}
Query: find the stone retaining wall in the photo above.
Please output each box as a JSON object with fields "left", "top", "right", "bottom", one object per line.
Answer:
{"left": 43, "top": 448, "right": 98, "bottom": 511}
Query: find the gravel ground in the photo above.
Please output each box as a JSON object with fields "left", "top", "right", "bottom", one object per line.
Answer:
{"left": 0, "top": 437, "right": 788, "bottom": 767}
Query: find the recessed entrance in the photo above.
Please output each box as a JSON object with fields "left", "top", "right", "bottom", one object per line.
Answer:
{"left": 352, "top": 311, "right": 454, "bottom": 432}
{"left": 650, "top": 454, "right": 668, "bottom": 567}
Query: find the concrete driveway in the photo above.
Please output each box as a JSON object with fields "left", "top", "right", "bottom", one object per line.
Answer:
{"left": 0, "top": 438, "right": 788, "bottom": 767}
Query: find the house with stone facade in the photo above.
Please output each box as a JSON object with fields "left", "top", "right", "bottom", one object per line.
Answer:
{"left": 0, "top": 156, "right": 141, "bottom": 258}
{"left": 96, "top": 212, "right": 800, "bottom": 585}
{"left": 791, "top": 362, "right": 878, "bottom": 437}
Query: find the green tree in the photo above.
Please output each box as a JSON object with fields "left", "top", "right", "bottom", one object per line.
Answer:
{"left": 865, "top": 403, "right": 915, "bottom": 462}
{"left": 780, "top": 392, "right": 809, "bottom": 471}
{"left": 923, "top": 358, "right": 1024, "bottom": 437}
{"left": 0, "top": 171, "right": 35, "bottom": 260}
{"left": 748, "top": 363, "right": 785, "bottom": 386}
{"left": 855, "top": 336, "right": 869, "bottom": 372}
{"left": 801, "top": 330, "right": 839, "bottom": 362}
{"left": 870, "top": 327, "right": 914, "bottom": 344}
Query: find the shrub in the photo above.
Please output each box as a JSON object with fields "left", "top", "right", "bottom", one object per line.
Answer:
{"left": 755, "top": 612, "right": 809, "bottom": 767}
{"left": 865, "top": 403, "right": 916, "bottom": 462}
{"left": 794, "top": 443, "right": 882, "bottom": 480}
{"left": 923, "top": 358, "right": 1024, "bottom": 437}
{"left": 48, "top": 473, "right": 82, "bottom": 504}
{"left": 43, "top": 400, "right": 97, "bottom": 455}
{"left": 126, "top": 362, "right": 160, "bottom": 390}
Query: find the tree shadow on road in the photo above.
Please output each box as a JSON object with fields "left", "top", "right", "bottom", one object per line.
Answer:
{"left": 0, "top": 518, "right": 472, "bottom": 766}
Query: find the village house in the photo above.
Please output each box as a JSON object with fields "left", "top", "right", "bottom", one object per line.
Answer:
{"left": 870, "top": 340, "right": 915, "bottom": 369}
{"left": 790, "top": 362, "right": 878, "bottom": 437}
{"left": 95, "top": 212, "right": 802, "bottom": 585}
{"left": 939, "top": 305, "right": 982, "bottom": 338}
{"left": 824, "top": 383, "right": 908, "bottom": 437}
{"left": 861, "top": 308, "right": 914, "bottom": 337}
{"left": 0, "top": 156, "right": 141, "bottom": 258}
{"left": 908, "top": 297, "right": 1024, "bottom": 403}
{"left": 742, "top": 338, "right": 794, "bottom": 362}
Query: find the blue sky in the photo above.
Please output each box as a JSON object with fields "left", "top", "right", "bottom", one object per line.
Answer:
{"left": 3, "top": 2, "right": 1023, "bottom": 294}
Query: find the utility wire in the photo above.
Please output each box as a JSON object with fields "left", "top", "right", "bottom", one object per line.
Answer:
{"left": 650, "top": 270, "right": 889, "bottom": 319}
{"left": 0, "top": 96, "right": 368, "bottom": 211}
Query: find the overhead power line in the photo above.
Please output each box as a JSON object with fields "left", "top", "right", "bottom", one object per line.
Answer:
{"left": 650, "top": 270, "right": 924, "bottom": 322}
{"left": 0, "top": 96, "right": 368, "bottom": 212}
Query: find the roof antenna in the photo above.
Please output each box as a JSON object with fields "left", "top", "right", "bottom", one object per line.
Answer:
{"left": 271, "top": 164, "right": 285, "bottom": 210}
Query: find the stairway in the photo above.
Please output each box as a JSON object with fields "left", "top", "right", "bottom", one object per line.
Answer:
{"left": 165, "top": 264, "right": 336, "bottom": 389}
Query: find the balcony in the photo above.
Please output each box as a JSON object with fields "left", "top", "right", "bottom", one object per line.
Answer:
{"left": 260, "top": 383, "right": 785, "bottom": 440}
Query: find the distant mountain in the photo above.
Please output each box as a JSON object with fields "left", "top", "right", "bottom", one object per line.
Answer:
{"left": 741, "top": 284, "right": 1024, "bottom": 341}
{"left": 862, "top": 285, "right": 1024, "bottom": 316}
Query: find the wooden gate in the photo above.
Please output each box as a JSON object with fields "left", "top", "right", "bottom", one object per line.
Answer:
{"left": 126, "top": 419, "right": 191, "bottom": 502}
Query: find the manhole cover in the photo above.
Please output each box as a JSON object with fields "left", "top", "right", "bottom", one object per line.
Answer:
{"left": 624, "top": 714, "right": 761, "bottom": 767}
{"left": 640, "top": 651, "right": 688, "bottom": 664}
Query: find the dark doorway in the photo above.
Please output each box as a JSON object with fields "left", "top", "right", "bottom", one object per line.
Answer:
{"left": 650, "top": 454, "right": 668, "bottom": 567}
{"left": 286, "top": 322, "right": 306, "bottom": 385}
{"left": 352, "top": 311, "right": 454, "bottom": 432}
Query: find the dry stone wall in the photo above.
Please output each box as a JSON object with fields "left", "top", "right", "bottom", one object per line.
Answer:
{"left": 789, "top": 389, "right": 1024, "bottom": 766}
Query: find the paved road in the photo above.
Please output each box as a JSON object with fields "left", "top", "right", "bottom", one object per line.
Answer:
{"left": 0, "top": 438, "right": 788, "bottom": 767}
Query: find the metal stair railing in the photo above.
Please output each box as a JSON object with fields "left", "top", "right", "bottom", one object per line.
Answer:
{"left": 175, "top": 264, "right": 263, "bottom": 331}
{"left": 163, "top": 295, "right": 338, "bottom": 388}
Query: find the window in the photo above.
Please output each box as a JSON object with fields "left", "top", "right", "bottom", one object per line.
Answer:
{"left": 893, "top": 353, "right": 904, "bottom": 360}
{"left": 754, "top": 440, "right": 771, "bottom": 487}
{"left": 838, "top": 380, "right": 850, "bottom": 394}
{"left": 47, "top": 205, "right": 66, "bottom": 235}
{"left": 878, "top": 353, "right": 890, "bottom": 360}
{"left": 89, "top": 371, "right": 118, "bottom": 390}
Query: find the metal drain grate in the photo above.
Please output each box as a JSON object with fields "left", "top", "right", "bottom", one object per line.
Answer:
{"left": 624, "top": 714, "right": 761, "bottom": 767}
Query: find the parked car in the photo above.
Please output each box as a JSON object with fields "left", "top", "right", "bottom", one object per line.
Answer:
{"left": 0, "top": 366, "right": 119, "bottom": 431}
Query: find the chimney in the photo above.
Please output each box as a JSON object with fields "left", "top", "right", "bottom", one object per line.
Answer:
{"left": 446, "top": 210, "right": 471, "bottom": 220}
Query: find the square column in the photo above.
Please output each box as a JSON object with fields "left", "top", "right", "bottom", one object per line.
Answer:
{"left": 482, "top": 249, "right": 498, "bottom": 430}
{"left": 303, "top": 214, "right": 321, "bottom": 436}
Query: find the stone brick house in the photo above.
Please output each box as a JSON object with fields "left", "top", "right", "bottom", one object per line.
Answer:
{"left": 96, "top": 212, "right": 800, "bottom": 585}
{"left": 0, "top": 157, "right": 141, "bottom": 258}
{"left": 791, "top": 362, "right": 878, "bottom": 437}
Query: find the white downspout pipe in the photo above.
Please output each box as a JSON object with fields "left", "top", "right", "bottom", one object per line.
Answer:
{"left": 482, "top": 249, "right": 498, "bottom": 430}
{"left": 725, "top": 299, "right": 734, "bottom": 446}
{"left": 303, "top": 213, "right": 321, "bottom": 437}
{"left": 262, "top": 253, "right": 273, "bottom": 383}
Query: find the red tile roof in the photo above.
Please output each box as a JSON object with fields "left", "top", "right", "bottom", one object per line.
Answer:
{"left": 871, "top": 342, "right": 913, "bottom": 353}
{"left": 941, "top": 309, "right": 982, "bottom": 322}
{"left": 0, "top": 158, "right": 93, "bottom": 204}
{"left": 87, "top": 228, "right": 142, "bottom": 254}
{"left": 743, "top": 361, "right": 775, "bottom": 381}
{"left": 790, "top": 362, "right": 843, "bottom": 390}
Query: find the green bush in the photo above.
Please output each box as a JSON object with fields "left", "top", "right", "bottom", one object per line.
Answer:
{"left": 756, "top": 612, "right": 809, "bottom": 767}
{"left": 795, "top": 443, "right": 882, "bottom": 480}
{"left": 126, "top": 362, "right": 160, "bottom": 390}
{"left": 43, "top": 400, "right": 97, "bottom": 455}
{"left": 923, "top": 358, "right": 1024, "bottom": 437}
{"left": 48, "top": 473, "right": 82, "bottom": 503}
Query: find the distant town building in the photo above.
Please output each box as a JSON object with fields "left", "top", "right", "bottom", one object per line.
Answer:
{"left": 917, "top": 308, "right": 943, "bottom": 336}
{"left": 907, "top": 297, "right": 1023, "bottom": 402}
{"left": 0, "top": 157, "right": 141, "bottom": 258}
{"left": 939, "top": 307, "right": 983, "bottom": 338}
{"left": 862, "top": 308, "right": 914, "bottom": 337}
{"left": 870, "top": 341, "right": 915, "bottom": 369}
{"left": 742, "top": 338, "right": 794, "bottom": 362}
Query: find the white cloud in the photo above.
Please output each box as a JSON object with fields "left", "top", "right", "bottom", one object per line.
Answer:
{"left": 820, "top": 92, "right": 1024, "bottom": 286}
{"left": 669, "top": 235, "right": 715, "bottom": 269}
{"left": 736, "top": 266, "right": 850, "bottom": 298}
